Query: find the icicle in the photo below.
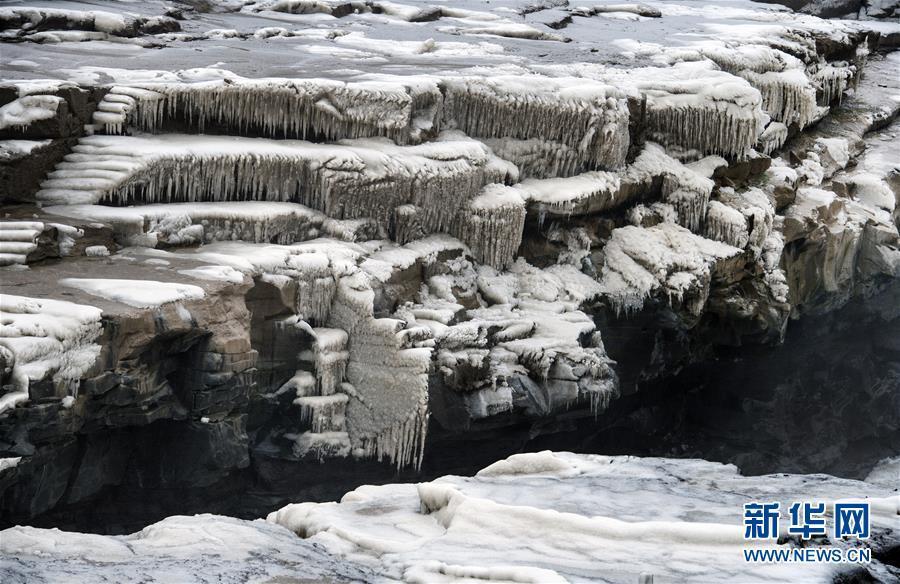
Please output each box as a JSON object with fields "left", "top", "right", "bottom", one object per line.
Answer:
{"left": 705, "top": 200, "right": 748, "bottom": 248}
{"left": 441, "top": 76, "right": 630, "bottom": 171}
{"left": 814, "top": 63, "right": 854, "bottom": 106}
{"left": 328, "top": 271, "right": 433, "bottom": 470}
{"left": 39, "top": 134, "right": 508, "bottom": 235}
{"left": 644, "top": 99, "right": 764, "bottom": 159}
{"left": 757, "top": 122, "right": 788, "bottom": 156}
{"left": 291, "top": 431, "right": 351, "bottom": 461}
{"left": 289, "top": 252, "right": 337, "bottom": 325}
{"left": 294, "top": 394, "right": 349, "bottom": 433}
{"left": 309, "top": 327, "right": 349, "bottom": 395}
{"left": 117, "top": 79, "right": 442, "bottom": 144}
{"left": 451, "top": 185, "right": 526, "bottom": 270}
{"left": 701, "top": 45, "right": 817, "bottom": 129}
{"left": 481, "top": 137, "right": 585, "bottom": 179}
{"left": 392, "top": 204, "right": 426, "bottom": 244}
{"left": 661, "top": 173, "right": 712, "bottom": 232}
{"left": 739, "top": 71, "right": 817, "bottom": 128}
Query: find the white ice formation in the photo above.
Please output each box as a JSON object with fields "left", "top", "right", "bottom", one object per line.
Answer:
{"left": 93, "top": 78, "right": 443, "bottom": 143}
{"left": 266, "top": 451, "right": 900, "bottom": 583}
{"left": 6, "top": 452, "right": 897, "bottom": 582}
{"left": 0, "top": 295, "right": 103, "bottom": 398}
{"left": 598, "top": 223, "right": 742, "bottom": 315}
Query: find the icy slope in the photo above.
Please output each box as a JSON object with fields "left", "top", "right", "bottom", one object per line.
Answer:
{"left": 0, "top": 513, "right": 382, "bottom": 583}
{"left": 3, "top": 452, "right": 896, "bottom": 583}
{"left": 266, "top": 452, "right": 900, "bottom": 583}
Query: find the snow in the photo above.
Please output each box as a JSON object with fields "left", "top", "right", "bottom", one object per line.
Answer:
{"left": 60, "top": 278, "right": 206, "bottom": 308}
{"left": 865, "top": 456, "right": 900, "bottom": 488}
{"left": 0, "top": 7, "right": 131, "bottom": 35}
{"left": 476, "top": 450, "right": 574, "bottom": 477}
{"left": 0, "top": 139, "right": 51, "bottom": 161}
{"left": 518, "top": 170, "right": 622, "bottom": 218}
{"left": 0, "top": 456, "right": 21, "bottom": 472}
{"left": 0, "top": 95, "right": 61, "bottom": 130}
{"left": 268, "top": 451, "right": 900, "bottom": 583}
{"left": 84, "top": 245, "right": 109, "bottom": 257}
{"left": 0, "top": 294, "right": 102, "bottom": 392}
{"left": 598, "top": 222, "right": 741, "bottom": 315}
{"left": 0, "top": 391, "right": 28, "bottom": 415}
{"left": 177, "top": 266, "right": 245, "bottom": 285}
{"left": 0, "top": 221, "right": 46, "bottom": 266}
{"left": 452, "top": 184, "right": 526, "bottom": 269}
{"left": 0, "top": 514, "right": 380, "bottom": 583}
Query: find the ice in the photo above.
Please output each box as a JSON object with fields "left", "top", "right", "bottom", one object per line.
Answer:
{"left": 442, "top": 75, "right": 629, "bottom": 171}
{"left": 0, "top": 457, "right": 21, "bottom": 472}
{"left": 705, "top": 187, "right": 774, "bottom": 254}
{"left": 0, "top": 294, "right": 102, "bottom": 393}
{"left": 517, "top": 170, "right": 621, "bottom": 218}
{"left": 814, "top": 62, "right": 856, "bottom": 106}
{"left": 177, "top": 266, "right": 245, "bottom": 284}
{"left": 329, "top": 271, "right": 431, "bottom": 469}
{"left": 0, "top": 391, "right": 28, "bottom": 415}
{"left": 35, "top": 133, "right": 510, "bottom": 234}
{"left": 865, "top": 456, "right": 900, "bottom": 488}
{"left": 439, "top": 22, "right": 565, "bottom": 42}
{"left": 0, "top": 7, "right": 129, "bottom": 36}
{"left": 295, "top": 393, "right": 349, "bottom": 433}
{"left": 598, "top": 222, "right": 741, "bottom": 315}
{"left": 451, "top": 184, "right": 526, "bottom": 269}
{"left": 43, "top": 201, "right": 376, "bottom": 247}
{"left": 0, "top": 221, "right": 46, "bottom": 266}
{"left": 292, "top": 430, "right": 352, "bottom": 460}
{"left": 476, "top": 450, "right": 574, "bottom": 477}
{"left": 700, "top": 44, "right": 817, "bottom": 128}
{"left": 101, "top": 76, "right": 443, "bottom": 143}
{"left": 0, "top": 95, "right": 61, "bottom": 130}
{"left": 306, "top": 327, "right": 350, "bottom": 395}
{"left": 758, "top": 121, "right": 789, "bottom": 155}
{"left": 398, "top": 255, "right": 617, "bottom": 416}
{"left": 0, "top": 514, "right": 379, "bottom": 583}
{"left": 84, "top": 245, "right": 109, "bottom": 257}
{"left": 60, "top": 278, "right": 206, "bottom": 308}
{"left": 330, "top": 31, "right": 508, "bottom": 60}
{"left": 0, "top": 139, "right": 51, "bottom": 161}
{"left": 269, "top": 451, "right": 900, "bottom": 583}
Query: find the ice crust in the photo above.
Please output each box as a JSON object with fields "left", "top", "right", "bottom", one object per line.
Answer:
{"left": 0, "top": 294, "right": 103, "bottom": 396}
{"left": 266, "top": 451, "right": 900, "bottom": 583}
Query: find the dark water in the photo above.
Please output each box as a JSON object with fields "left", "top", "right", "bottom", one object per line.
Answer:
{"left": 426, "top": 283, "right": 900, "bottom": 480}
